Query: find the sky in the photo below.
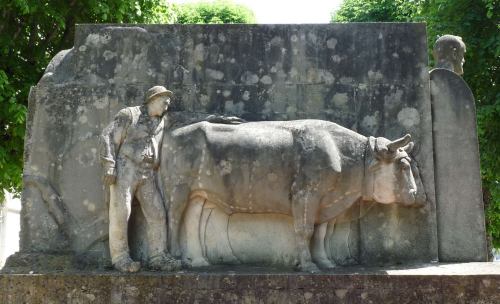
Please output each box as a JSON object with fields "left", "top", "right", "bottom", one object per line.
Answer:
{"left": 171, "top": 0, "right": 344, "bottom": 24}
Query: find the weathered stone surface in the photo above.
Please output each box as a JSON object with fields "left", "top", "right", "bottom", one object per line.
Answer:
{"left": 15, "top": 23, "right": 438, "bottom": 269}
{"left": 1, "top": 263, "right": 499, "bottom": 303}
{"left": 163, "top": 120, "right": 425, "bottom": 272}
{"left": 430, "top": 68, "right": 487, "bottom": 262}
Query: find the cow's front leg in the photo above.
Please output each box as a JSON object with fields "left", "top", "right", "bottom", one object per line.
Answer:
{"left": 312, "top": 221, "right": 336, "bottom": 269}
{"left": 182, "top": 197, "right": 210, "bottom": 267}
{"left": 292, "top": 190, "right": 320, "bottom": 273}
{"left": 168, "top": 184, "right": 190, "bottom": 258}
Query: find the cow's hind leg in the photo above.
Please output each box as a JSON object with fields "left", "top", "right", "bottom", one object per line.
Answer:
{"left": 182, "top": 197, "right": 210, "bottom": 267}
{"left": 312, "top": 221, "right": 336, "bottom": 269}
{"left": 292, "top": 189, "right": 320, "bottom": 273}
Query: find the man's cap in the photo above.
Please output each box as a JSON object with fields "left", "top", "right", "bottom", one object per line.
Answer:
{"left": 144, "top": 86, "right": 173, "bottom": 104}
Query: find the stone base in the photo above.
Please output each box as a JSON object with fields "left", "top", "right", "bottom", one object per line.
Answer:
{"left": 1, "top": 263, "right": 499, "bottom": 303}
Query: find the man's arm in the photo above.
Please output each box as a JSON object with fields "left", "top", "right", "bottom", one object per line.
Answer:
{"left": 204, "top": 114, "right": 246, "bottom": 124}
{"left": 99, "top": 109, "right": 132, "bottom": 185}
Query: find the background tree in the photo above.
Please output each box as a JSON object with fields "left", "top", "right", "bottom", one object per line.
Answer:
{"left": 331, "top": 0, "right": 421, "bottom": 22}
{"left": 173, "top": 0, "right": 256, "bottom": 24}
{"left": 333, "top": 0, "right": 500, "bottom": 247}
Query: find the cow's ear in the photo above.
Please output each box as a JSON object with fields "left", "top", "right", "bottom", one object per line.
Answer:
{"left": 387, "top": 134, "right": 412, "bottom": 152}
{"left": 403, "top": 142, "right": 414, "bottom": 153}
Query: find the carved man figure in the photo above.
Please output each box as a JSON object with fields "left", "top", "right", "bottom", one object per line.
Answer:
{"left": 100, "top": 86, "right": 180, "bottom": 272}
{"left": 433, "top": 34, "right": 466, "bottom": 75}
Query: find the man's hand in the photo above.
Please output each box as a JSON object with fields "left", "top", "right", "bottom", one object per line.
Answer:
{"left": 206, "top": 114, "right": 246, "bottom": 125}
{"left": 104, "top": 167, "right": 117, "bottom": 186}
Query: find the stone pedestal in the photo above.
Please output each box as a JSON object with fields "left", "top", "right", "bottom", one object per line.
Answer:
{"left": 1, "top": 263, "right": 499, "bottom": 303}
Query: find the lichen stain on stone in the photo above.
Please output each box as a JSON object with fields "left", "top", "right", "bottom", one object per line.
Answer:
{"left": 78, "top": 116, "right": 88, "bottom": 124}
{"left": 199, "top": 94, "right": 210, "bottom": 106}
{"left": 260, "top": 75, "right": 273, "bottom": 85}
{"left": 331, "top": 55, "right": 342, "bottom": 63}
{"left": 397, "top": 107, "right": 420, "bottom": 128}
{"left": 384, "top": 89, "right": 404, "bottom": 110}
{"left": 103, "top": 50, "right": 117, "bottom": 61}
{"left": 361, "top": 112, "right": 379, "bottom": 133}
{"left": 332, "top": 93, "right": 349, "bottom": 108}
{"left": 242, "top": 91, "right": 250, "bottom": 101}
{"left": 85, "top": 33, "right": 111, "bottom": 47}
{"left": 327, "top": 38, "right": 338, "bottom": 50}
{"left": 339, "top": 77, "right": 353, "bottom": 85}
{"left": 206, "top": 68, "right": 224, "bottom": 80}
{"left": 289, "top": 67, "right": 298, "bottom": 79}
{"left": 307, "top": 32, "right": 317, "bottom": 44}
{"left": 194, "top": 43, "right": 205, "bottom": 63}
{"left": 93, "top": 97, "right": 108, "bottom": 110}
{"left": 403, "top": 46, "right": 413, "bottom": 54}
{"left": 367, "top": 70, "right": 384, "bottom": 82}
{"left": 241, "top": 72, "right": 259, "bottom": 85}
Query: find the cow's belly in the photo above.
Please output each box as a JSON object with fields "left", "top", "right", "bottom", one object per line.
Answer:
{"left": 190, "top": 124, "right": 297, "bottom": 214}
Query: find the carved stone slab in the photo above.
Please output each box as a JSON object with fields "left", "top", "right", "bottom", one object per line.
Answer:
{"left": 430, "top": 68, "right": 487, "bottom": 261}
{"left": 17, "top": 24, "right": 437, "bottom": 269}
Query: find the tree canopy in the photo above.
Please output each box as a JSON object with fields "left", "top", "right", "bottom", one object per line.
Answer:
{"left": 333, "top": 0, "right": 500, "bottom": 247}
{"left": 173, "top": 0, "right": 256, "bottom": 24}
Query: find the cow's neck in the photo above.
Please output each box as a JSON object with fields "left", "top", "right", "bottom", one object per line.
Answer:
{"left": 362, "top": 136, "right": 376, "bottom": 201}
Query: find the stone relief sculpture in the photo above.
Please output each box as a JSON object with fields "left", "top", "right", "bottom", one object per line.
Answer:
{"left": 100, "top": 86, "right": 181, "bottom": 272}
{"left": 10, "top": 24, "right": 458, "bottom": 276}
{"left": 162, "top": 119, "right": 426, "bottom": 272}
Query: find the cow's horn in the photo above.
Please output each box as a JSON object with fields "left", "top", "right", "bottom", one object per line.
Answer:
{"left": 387, "top": 134, "right": 412, "bottom": 152}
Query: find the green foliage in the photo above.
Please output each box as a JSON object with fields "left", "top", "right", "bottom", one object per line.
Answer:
{"left": 332, "top": 0, "right": 423, "bottom": 22}
{"left": 173, "top": 0, "right": 255, "bottom": 24}
{"left": 332, "top": 0, "right": 500, "bottom": 247}
{"left": 0, "top": 0, "right": 174, "bottom": 203}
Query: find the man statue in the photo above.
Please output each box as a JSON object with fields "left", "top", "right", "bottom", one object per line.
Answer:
{"left": 100, "top": 85, "right": 181, "bottom": 272}
{"left": 433, "top": 34, "right": 466, "bottom": 75}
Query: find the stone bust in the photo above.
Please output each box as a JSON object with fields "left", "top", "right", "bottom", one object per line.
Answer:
{"left": 433, "top": 34, "right": 466, "bottom": 75}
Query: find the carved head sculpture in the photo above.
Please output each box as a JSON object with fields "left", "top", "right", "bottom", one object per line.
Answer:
{"left": 364, "top": 134, "right": 425, "bottom": 207}
{"left": 144, "top": 85, "right": 173, "bottom": 117}
{"left": 433, "top": 35, "right": 466, "bottom": 75}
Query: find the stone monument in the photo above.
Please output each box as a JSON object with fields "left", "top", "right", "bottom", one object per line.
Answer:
{"left": 430, "top": 34, "right": 487, "bottom": 262}
{"left": 1, "top": 24, "right": 495, "bottom": 303}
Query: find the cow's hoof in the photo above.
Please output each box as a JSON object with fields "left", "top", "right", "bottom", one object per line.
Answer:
{"left": 183, "top": 257, "right": 210, "bottom": 268}
{"left": 298, "top": 262, "right": 320, "bottom": 273}
{"left": 114, "top": 256, "right": 141, "bottom": 273}
{"left": 316, "top": 259, "right": 337, "bottom": 269}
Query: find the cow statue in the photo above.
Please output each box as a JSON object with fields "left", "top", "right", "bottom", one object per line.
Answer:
{"left": 161, "top": 119, "right": 426, "bottom": 272}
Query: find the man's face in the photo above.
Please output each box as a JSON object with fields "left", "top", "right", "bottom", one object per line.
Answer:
{"left": 148, "top": 96, "right": 171, "bottom": 117}
{"left": 453, "top": 47, "right": 465, "bottom": 75}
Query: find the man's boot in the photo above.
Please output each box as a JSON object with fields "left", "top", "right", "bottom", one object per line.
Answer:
{"left": 148, "top": 253, "right": 182, "bottom": 271}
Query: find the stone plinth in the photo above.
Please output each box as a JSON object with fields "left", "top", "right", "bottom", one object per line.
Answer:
{"left": 1, "top": 263, "right": 499, "bottom": 303}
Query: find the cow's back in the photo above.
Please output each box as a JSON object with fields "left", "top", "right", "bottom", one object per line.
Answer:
{"left": 162, "top": 120, "right": 365, "bottom": 214}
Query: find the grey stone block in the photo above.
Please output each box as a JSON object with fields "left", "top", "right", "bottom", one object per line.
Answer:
{"left": 430, "top": 68, "right": 487, "bottom": 261}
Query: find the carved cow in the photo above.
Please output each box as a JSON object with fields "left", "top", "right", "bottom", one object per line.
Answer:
{"left": 161, "top": 119, "right": 425, "bottom": 272}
